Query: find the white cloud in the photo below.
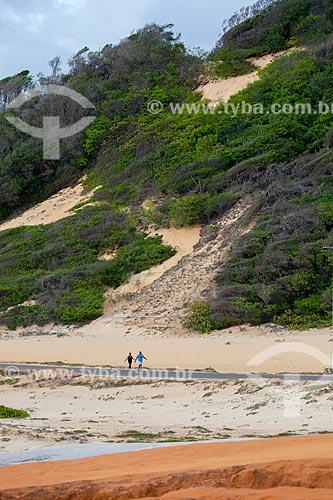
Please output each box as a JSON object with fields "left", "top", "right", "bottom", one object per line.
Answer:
{"left": 0, "top": 6, "right": 45, "bottom": 34}
{"left": 54, "top": 0, "right": 88, "bottom": 13}
{"left": 0, "top": 6, "right": 23, "bottom": 25}
{"left": 0, "top": 0, "right": 249, "bottom": 78}
{"left": 26, "top": 13, "right": 45, "bottom": 34}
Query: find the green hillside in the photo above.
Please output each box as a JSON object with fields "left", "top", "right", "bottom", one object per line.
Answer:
{"left": 0, "top": 1, "right": 332, "bottom": 330}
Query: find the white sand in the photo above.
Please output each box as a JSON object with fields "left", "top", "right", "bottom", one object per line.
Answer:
{"left": 198, "top": 48, "right": 304, "bottom": 105}
{"left": 0, "top": 178, "right": 96, "bottom": 231}
{"left": 105, "top": 225, "right": 201, "bottom": 301}
{"left": 0, "top": 372, "right": 332, "bottom": 454}
{"left": 0, "top": 326, "right": 332, "bottom": 374}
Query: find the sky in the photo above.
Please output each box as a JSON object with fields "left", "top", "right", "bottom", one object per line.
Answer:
{"left": 0, "top": 0, "right": 252, "bottom": 79}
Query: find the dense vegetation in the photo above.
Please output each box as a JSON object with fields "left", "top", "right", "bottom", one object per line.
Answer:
{"left": 215, "top": 0, "right": 333, "bottom": 56}
{"left": 0, "top": 2, "right": 332, "bottom": 330}
{"left": 210, "top": 0, "right": 333, "bottom": 80}
{"left": 0, "top": 207, "right": 175, "bottom": 328}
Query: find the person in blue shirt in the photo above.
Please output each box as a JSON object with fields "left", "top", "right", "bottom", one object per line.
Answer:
{"left": 135, "top": 351, "right": 147, "bottom": 369}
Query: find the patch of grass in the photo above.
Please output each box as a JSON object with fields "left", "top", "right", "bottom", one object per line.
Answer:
{"left": 113, "top": 430, "right": 176, "bottom": 442}
{"left": 0, "top": 378, "right": 20, "bottom": 385}
{"left": 0, "top": 405, "right": 29, "bottom": 418}
{"left": 215, "top": 433, "right": 232, "bottom": 439}
{"left": 203, "top": 392, "right": 214, "bottom": 398}
{"left": 192, "top": 426, "right": 212, "bottom": 434}
{"left": 263, "top": 432, "right": 299, "bottom": 438}
{"left": 89, "top": 379, "right": 155, "bottom": 389}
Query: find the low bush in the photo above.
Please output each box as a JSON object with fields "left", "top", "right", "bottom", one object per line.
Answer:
{"left": 0, "top": 406, "right": 30, "bottom": 418}
{"left": 209, "top": 48, "right": 257, "bottom": 78}
{"left": 0, "top": 208, "right": 175, "bottom": 327}
{"left": 182, "top": 300, "right": 217, "bottom": 334}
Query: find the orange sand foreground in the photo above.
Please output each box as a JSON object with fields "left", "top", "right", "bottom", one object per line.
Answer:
{"left": 1, "top": 435, "right": 333, "bottom": 499}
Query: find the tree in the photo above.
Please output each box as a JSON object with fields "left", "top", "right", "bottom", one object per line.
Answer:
{"left": 48, "top": 56, "right": 62, "bottom": 81}
{"left": 0, "top": 71, "right": 32, "bottom": 112}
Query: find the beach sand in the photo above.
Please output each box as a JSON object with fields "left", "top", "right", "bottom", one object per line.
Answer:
{"left": 0, "top": 370, "right": 332, "bottom": 454}
{"left": 0, "top": 435, "right": 333, "bottom": 499}
{"left": 0, "top": 325, "right": 332, "bottom": 373}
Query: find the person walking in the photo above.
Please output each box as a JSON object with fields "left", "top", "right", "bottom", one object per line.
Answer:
{"left": 124, "top": 352, "right": 134, "bottom": 369}
{"left": 135, "top": 351, "right": 147, "bottom": 370}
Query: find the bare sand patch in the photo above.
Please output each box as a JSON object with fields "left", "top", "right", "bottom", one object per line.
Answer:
{"left": 198, "top": 48, "right": 304, "bottom": 105}
{"left": 0, "top": 178, "right": 97, "bottom": 231}
{"left": 104, "top": 225, "right": 201, "bottom": 301}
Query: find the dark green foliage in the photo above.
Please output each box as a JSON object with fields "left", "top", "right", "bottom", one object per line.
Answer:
{"left": 209, "top": 49, "right": 257, "bottom": 78}
{"left": 98, "top": 235, "right": 176, "bottom": 288}
{"left": 0, "top": 207, "right": 175, "bottom": 327}
{"left": 161, "top": 194, "right": 209, "bottom": 227}
{"left": 1, "top": 8, "right": 333, "bottom": 330}
{"left": 215, "top": 0, "right": 333, "bottom": 56}
{"left": 1, "top": 306, "right": 49, "bottom": 331}
{"left": 0, "top": 405, "right": 30, "bottom": 418}
{"left": 211, "top": 156, "right": 333, "bottom": 330}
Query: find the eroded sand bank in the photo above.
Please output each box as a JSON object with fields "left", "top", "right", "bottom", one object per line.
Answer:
{"left": 1, "top": 435, "right": 333, "bottom": 499}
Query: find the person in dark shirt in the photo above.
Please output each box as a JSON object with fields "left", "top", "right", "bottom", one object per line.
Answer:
{"left": 124, "top": 352, "right": 134, "bottom": 369}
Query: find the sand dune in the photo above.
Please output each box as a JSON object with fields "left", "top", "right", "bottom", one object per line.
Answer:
{"left": 105, "top": 225, "right": 201, "bottom": 302}
{"left": 0, "top": 179, "right": 96, "bottom": 232}
{"left": 198, "top": 48, "right": 304, "bottom": 105}
{"left": 0, "top": 435, "right": 333, "bottom": 499}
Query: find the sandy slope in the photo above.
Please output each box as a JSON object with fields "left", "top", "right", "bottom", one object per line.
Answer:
{"left": 0, "top": 179, "right": 96, "bottom": 231}
{"left": 105, "top": 225, "right": 201, "bottom": 302}
{"left": 109, "top": 196, "right": 256, "bottom": 333}
{"left": 0, "top": 194, "right": 332, "bottom": 374}
{"left": 0, "top": 435, "right": 333, "bottom": 499}
{"left": 198, "top": 48, "right": 303, "bottom": 105}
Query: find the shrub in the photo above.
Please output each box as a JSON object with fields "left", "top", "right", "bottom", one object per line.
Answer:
{"left": 209, "top": 48, "right": 257, "bottom": 79}
{"left": 0, "top": 305, "right": 49, "bottom": 330}
{"left": 182, "top": 300, "right": 217, "bottom": 333}
{"left": 166, "top": 194, "right": 209, "bottom": 226}
{"left": 0, "top": 406, "right": 29, "bottom": 418}
{"left": 204, "top": 193, "right": 239, "bottom": 222}
{"left": 58, "top": 286, "right": 104, "bottom": 324}
{"left": 273, "top": 309, "right": 331, "bottom": 330}
{"left": 99, "top": 235, "right": 176, "bottom": 288}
